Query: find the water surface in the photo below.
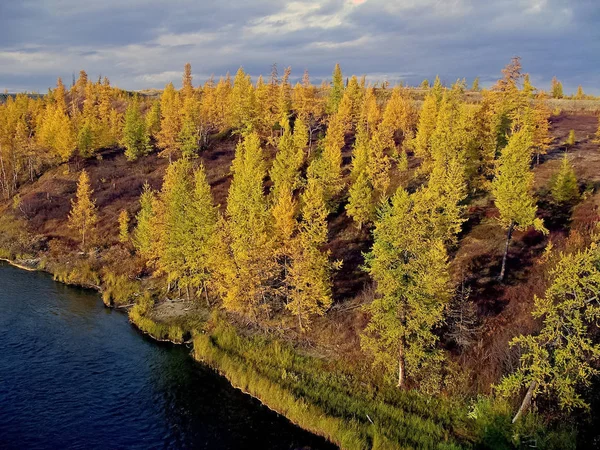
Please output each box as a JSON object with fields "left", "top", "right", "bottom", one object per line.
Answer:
{"left": 0, "top": 262, "right": 335, "bottom": 449}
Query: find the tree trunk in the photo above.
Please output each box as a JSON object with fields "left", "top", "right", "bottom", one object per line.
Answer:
{"left": 397, "top": 343, "right": 405, "bottom": 388}
{"left": 512, "top": 380, "right": 537, "bottom": 423}
{"left": 203, "top": 284, "right": 210, "bottom": 308}
{"left": 499, "top": 222, "right": 515, "bottom": 282}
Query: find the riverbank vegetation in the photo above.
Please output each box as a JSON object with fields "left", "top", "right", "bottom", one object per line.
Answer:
{"left": 2, "top": 58, "right": 600, "bottom": 448}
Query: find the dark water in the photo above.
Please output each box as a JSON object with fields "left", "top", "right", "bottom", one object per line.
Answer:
{"left": 0, "top": 263, "right": 336, "bottom": 450}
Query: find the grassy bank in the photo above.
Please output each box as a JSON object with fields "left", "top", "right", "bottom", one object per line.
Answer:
{"left": 192, "top": 316, "right": 469, "bottom": 450}
{"left": 0, "top": 252, "right": 575, "bottom": 450}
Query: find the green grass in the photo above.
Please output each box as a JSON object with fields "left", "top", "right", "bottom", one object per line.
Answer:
{"left": 193, "top": 315, "right": 470, "bottom": 450}
{"left": 128, "top": 293, "right": 185, "bottom": 343}
{"left": 101, "top": 272, "right": 141, "bottom": 306}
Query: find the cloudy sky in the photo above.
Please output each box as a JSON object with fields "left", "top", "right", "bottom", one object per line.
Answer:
{"left": 1, "top": 0, "right": 599, "bottom": 94}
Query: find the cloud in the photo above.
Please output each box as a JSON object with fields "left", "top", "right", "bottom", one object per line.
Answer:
{"left": 0, "top": 0, "right": 598, "bottom": 94}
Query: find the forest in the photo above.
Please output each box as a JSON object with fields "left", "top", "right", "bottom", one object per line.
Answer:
{"left": 1, "top": 58, "right": 600, "bottom": 449}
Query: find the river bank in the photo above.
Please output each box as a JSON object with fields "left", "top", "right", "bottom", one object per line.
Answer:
{"left": 0, "top": 254, "right": 474, "bottom": 449}
{"left": 0, "top": 261, "right": 335, "bottom": 450}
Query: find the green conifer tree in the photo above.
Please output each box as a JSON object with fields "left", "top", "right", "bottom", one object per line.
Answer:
{"left": 122, "top": 98, "right": 150, "bottom": 161}
{"left": 497, "top": 244, "right": 600, "bottom": 422}
{"left": 550, "top": 155, "right": 579, "bottom": 204}
{"left": 492, "top": 129, "right": 546, "bottom": 281}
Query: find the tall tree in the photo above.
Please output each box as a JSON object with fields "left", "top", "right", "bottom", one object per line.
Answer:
{"left": 269, "top": 119, "right": 306, "bottom": 199}
{"left": 346, "top": 124, "right": 375, "bottom": 228}
{"left": 230, "top": 67, "right": 257, "bottom": 131}
{"left": 118, "top": 209, "right": 130, "bottom": 244}
{"left": 153, "top": 159, "right": 195, "bottom": 294}
{"left": 215, "top": 132, "right": 276, "bottom": 318}
{"left": 362, "top": 188, "right": 451, "bottom": 388}
{"left": 307, "top": 113, "right": 344, "bottom": 209}
{"left": 326, "top": 63, "right": 344, "bottom": 114}
{"left": 122, "top": 97, "right": 150, "bottom": 161}
{"left": 68, "top": 170, "right": 98, "bottom": 251}
{"left": 292, "top": 70, "right": 324, "bottom": 149}
{"left": 286, "top": 176, "right": 339, "bottom": 330}
{"left": 157, "top": 82, "right": 182, "bottom": 161}
{"left": 530, "top": 93, "right": 553, "bottom": 164}
{"left": 178, "top": 96, "right": 200, "bottom": 158}
{"left": 413, "top": 90, "right": 439, "bottom": 162}
{"left": 551, "top": 77, "right": 564, "bottom": 99}
{"left": 550, "top": 154, "right": 579, "bottom": 205}
{"left": 492, "top": 129, "right": 546, "bottom": 281}
{"left": 184, "top": 164, "right": 219, "bottom": 302}
{"left": 133, "top": 183, "right": 157, "bottom": 262}
{"left": 181, "top": 63, "right": 194, "bottom": 99}
{"left": 497, "top": 245, "right": 600, "bottom": 422}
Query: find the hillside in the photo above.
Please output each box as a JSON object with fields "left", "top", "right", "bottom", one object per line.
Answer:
{"left": 2, "top": 62, "right": 600, "bottom": 448}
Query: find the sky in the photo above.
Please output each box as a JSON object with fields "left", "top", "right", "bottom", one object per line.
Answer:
{"left": 1, "top": 0, "right": 599, "bottom": 94}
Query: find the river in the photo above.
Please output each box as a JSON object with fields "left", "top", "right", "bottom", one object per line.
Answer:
{"left": 0, "top": 262, "right": 336, "bottom": 450}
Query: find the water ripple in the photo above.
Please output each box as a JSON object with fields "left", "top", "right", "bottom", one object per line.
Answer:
{"left": 0, "top": 263, "right": 335, "bottom": 450}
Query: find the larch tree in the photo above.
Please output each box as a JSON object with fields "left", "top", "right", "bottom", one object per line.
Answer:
{"left": 565, "top": 129, "right": 576, "bottom": 148}
{"left": 307, "top": 113, "right": 344, "bottom": 209}
{"left": 362, "top": 187, "right": 451, "bottom": 388}
{"left": 593, "top": 116, "right": 600, "bottom": 144}
{"left": 360, "top": 86, "right": 380, "bottom": 137}
{"left": 471, "top": 77, "right": 480, "bottom": 92}
{"left": 178, "top": 96, "right": 200, "bottom": 158}
{"left": 551, "top": 76, "right": 564, "bottom": 99}
{"left": 492, "top": 128, "right": 546, "bottom": 281}
{"left": 531, "top": 93, "right": 553, "bottom": 164}
{"left": 346, "top": 170, "right": 375, "bottom": 229}
{"left": 214, "top": 74, "right": 233, "bottom": 132}
{"left": 133, "top": 183, "right": 157, "bottom": 262}
{"left": 496, "top": 244, "right": 600, "bottom": 423}
{"left": 157, "top": 82, "right": 182, "bottom": 161}
{"left": 366, "top": 126, "right": 392, "bottom": 201}
{"left": 550, "top": 154, "right": 579, "bottom": 205}
{"left": 380, "top": 86, "right": 415, "bottom": 146}
{"left": 346, "top": 124, "right": 375, "bottom": 228}
{"left": 118, "top": 209, "right": 130, "bottom": 244}
{"left": 231, "top": 67, "right": 257, "bottom": 132}
{"left": 413, "top": 90, "right": 439, "bottom": 162}
{"left": 286, "top": 175, "right": 339, "bottom": 331}
{"left": 269, "top": 120, "right": 308, "bottom": 301}
{"left": 292, "top": 70, "right": 324, "bottom": 150}
{"left": 181, "top": 63, "right": 194, "bottom": 99}
{"left": 255, "top": 75, "right": 274, "bottom": 138}
{"left": 154, "top": 159, "right": 195, "bottom": 295}
{"left": 269, "top": 119, "right": 306, "bottom": 200}
{"left": 122, "top": 97, "right": 150, "bottom": 161}
{"left": 523, "top": 73, "right": 535, "bottom": 98}
{"left": 184, "top": 164, "right": 219, "bottom": 303}
{"left": 145, "top": 101, "right": 161, "bottom": 138}
{"left": 38, "top": 104, "right": 76, "bottom": 161}
{"left": 420, "top": 90, "right": 469, "bottom": 246}
{"left": 277, "top": 66, "right": 293, "bottom": 127}
{"left": 215, "top": 132, "right": 276, "bottom": 318}
{"left": 326, "top": 63, "right": 344, "bottom": 114}
{"left": 68, "top": 170, "right": 98, "bottom": 252}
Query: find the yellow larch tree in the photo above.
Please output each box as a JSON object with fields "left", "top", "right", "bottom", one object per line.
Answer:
{"left": 68, "top": 170, "right": 98, "bottom": 251}
{"left": 215, "top": 132, "right": 277, "bottom": 318}
{"left": 231, "top": 67, "right": 257, "bottom": 132}
{"left": 286, "top": 174, "right": 339, "bottom": 330}
{"left": 157, "top": 82, "right": 182, "bottom": 161}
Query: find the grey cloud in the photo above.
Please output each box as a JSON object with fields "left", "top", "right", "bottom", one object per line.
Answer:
{"left": 1, "top": 0, "right": 599, "bottom": 94}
